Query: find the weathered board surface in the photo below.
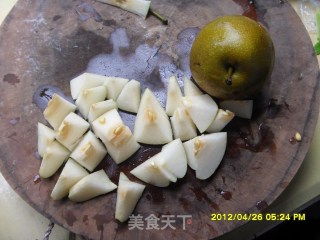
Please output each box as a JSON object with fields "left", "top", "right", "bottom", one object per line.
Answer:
{"left": 0, "top": 0, "right": 319, "bottom": 239}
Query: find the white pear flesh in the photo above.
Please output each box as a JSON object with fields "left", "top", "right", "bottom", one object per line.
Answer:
{"left": 182, "top": 94, "right": 218, "bottom": 133}
{"left": 70, "top": 131, "right": 107, "bottom": 172}
{"left": 92, "top": 109, "right": 140, "bottom": 164}
{"left": 51, "top": 159, "right": 89, "bottom": 200}
{"left": 183, "top": 76, "right": 203, "bottom": 96}
{"left": 39, "top": 140, "right": 70, "bottom": 178}
{"left": 91, "top": 109, "right": 124, "bottom": 143}
{"left": 183, "top": 132, "right": 227, "bottom": 180}
{"left": 219, "top": 100, "right": 253, "bottom": 119}
{"left": 206, "top": 109, "right": 235, "bottom": 133}
{"left": 165, "top": 76, "right": 184, "bottom": 116}
{"left": 158, "top": 138, "right": 188, "bottom": 179}
{"left": 68, "top": 170, "right": 117, "bottom": 202}
{"left": 70, "top": 72, "right": 106, "bottom": 100}
{"left": 130, "top": 153, "right": 172, "bottom": 187}
{"left": 115, "top": 172, "right": 145, "bottom": 223}
{"left": 37, "top": 122, "right": 56, "bottom": 158}
{"left": 117, "top": 80, "right": 141, "bottom": 113}
{"left": 103, "top": 134, "right": 140, "bottom": 164}
{"left": 75, "top": 86, "right": 107, "bottom": 119}
{"left": 104, "top": 77, "right": 129, "bottom": 100}
{"left": 88, "top": 99, "right": 117, "bottom": 123}
{"left": 170, "top": 107, "right": 197, "bottom": 141}
{"left": 43, "top": 93, "right": 77, "bottom": 130}
{"left": 134, "top": 88, "right": 173, "bottom": 145}
{"left": 56, "top": 112, "right": 90, "bottom": 151}
{"left": 98, "top": 0, "right": 151, "bottom": 18}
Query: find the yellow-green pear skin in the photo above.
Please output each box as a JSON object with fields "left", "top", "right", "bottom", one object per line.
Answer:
{"left": 190, "top": 15, "right": 275, "bottom": 100}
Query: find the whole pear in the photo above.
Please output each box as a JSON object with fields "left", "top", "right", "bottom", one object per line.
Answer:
{"left": 190, "top": 15, "right": 275, "bottom": 99}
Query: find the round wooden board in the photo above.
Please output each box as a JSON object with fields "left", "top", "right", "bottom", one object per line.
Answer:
{"left": 0, "top": 0, "right": 319, "bottom": 239}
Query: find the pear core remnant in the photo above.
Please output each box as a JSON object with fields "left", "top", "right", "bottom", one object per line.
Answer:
{"left": 190, "top": 15, "right": 275, "bottom": 100}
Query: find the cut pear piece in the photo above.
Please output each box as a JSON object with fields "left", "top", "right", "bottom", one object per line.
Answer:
{"left": 183, "top": 76, "right": 203, "bottom": 96}
{"left": 70, "top": 131, "right": 107, "bottom": 172}
{"left": 75, "top": 86, "right": 107, "bottom": 119}
{"left": 158, "top": 139, "right": 187, "bottom": 179}
{"left": 170, "top": 107, "right": 197, "bottom": 141}
{"left": 206, "top": 109, "right": 235, "bottom": 133}
{"left": 91, "top": 109, "right": 123, "bottom": 143}
{"left": 56, "top": 112, "right": 90, "bottom": 151}
{"left": 115, "top": 172, "right": 145, "bottom": 222}
{"left": 130, "top": 153, "right": 172, "bottom": 187}
{"left": 51, "top": 159, "right": 89, "bottom": 200}
{"left": 165, "top": 76, "right": 184, "bottom": 116}
{"left": 39, "top": 140, "right": 70, "bottom": 178}
{"left": 104, "top": 134, "right": 140, "bottom": 164}
{"left": 88, "top": 99, "right": 117, "bottom": 123}
{"left": 219, "top": 100, "right": 253, "bottom": 119}
{"left": 182, "top": 94, "right": 218, "bottom": 133}
{"left": 117, "top": 80, "right": 141, "bottom": 113}
{"left": 134, "top": 89, "right": 173, "bottom": 144}
{"left": 70, "top": 72, "right": 106, "bottom": 100}
{"left": 104, "top": 77, "right": 129, "bottom": 100}
{"left": 43, "top": 93, "right": 77, "bottom": 130}
{"left": 37, "top": 122, "right": 56, "bottom": 158}
{"left": 92, "top": 109, "right": 140, "bottom": 164}
{"left": 98, "top": 0, "right": 151, "bottom": 18}
{"left": 183, "top": 132, "right": 227, "bottom": 180}
{"left": 68, "top": 170, "right": 117, "bottom": 202}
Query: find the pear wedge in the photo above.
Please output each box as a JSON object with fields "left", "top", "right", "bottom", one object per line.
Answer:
{"left": 51, "top": 159, "right": 89, "bottom": 200}
{"left": 134, "top": 88, "right": 173, "bottom": 145}
{"left": 91, "top": 109, "right": 124, "bottom": 143}
{"left": 75, "top": 85, "right": 107, "bottom": 119}
{"left": 103, "top": 133, "right": 140, "bottom": 164}
{"left": 104, "top": 77, "right": 129, "bottom": 100}
{"left": 165, "top": 76, "right": 184, "bottom": 116}
{"left": 117, "top": 80, "right": 141, "bottom": 113}
{"left": 158, "top": 138, "right": 187, "bottom": 179}
{"left": 183, "top": 76, "right": 203, "bottom": 96}
{"left": 68, "top": 170, "right": 117, "bottom": 202}
{"left": 219, "top": 100, "right": 253, "bottom": 119}
{"left": 43, "top": 93, "right": 76, "bottom": 130}
{"left": 170, "top": 107, "right": 197, "bottom": 141}
{"left": 56, "top": 112, "right": 90, "bottom": 151}
{"left": 39, "top": 140, "right": 70, "bottom": 178}
{"left": 183, "top": 132, "right": 227, "bottom": 180}
{"left": 97, "top": 0, "right": 151, "bottom": 18}
{"left": 206, "top": 109, "right": 235, "bottom": 133}
{"left": 37, "top": 122, "right": 56, "bottom": 158}
{"left": 92, "top": 109, "right": 140, "bottom": 164}
{"left": 88, "top": 99, "right": 117, "bottom": 123}
{"left": 115, "top": 172, "right": 145, "bottom": 222}
{"left": 130, "top": 153, "right": 172, "bottom": 187}
{"left": 70, "top": 73, "right": 106, "bottom": 100}
{"left": 182, "top": 94, "right": 218, "bottom": 133}
{"left": 70, "top": 131, "right": 107, "bottom": 172}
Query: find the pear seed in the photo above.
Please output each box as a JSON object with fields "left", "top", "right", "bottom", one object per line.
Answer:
{"left": 81, "top": 142, "right": 95, "bottom": 157}
{"left": 194, "top": 138, "right": 203, "bottom": 155}
{"left": 114, "top": 125, "right": 124, "bottom": 136}
{"left": 98, "top": 117, "right": 106, "bottom": 124}
{"left": 147, "top": 110, "right": 156, "bottom": 122}
{"left": 295, "top": 132, "right": 302, "bottom": 142}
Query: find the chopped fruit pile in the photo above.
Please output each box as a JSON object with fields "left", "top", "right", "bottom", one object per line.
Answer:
{"left": 37, "top": 72, "right": 253, "bottom": 222}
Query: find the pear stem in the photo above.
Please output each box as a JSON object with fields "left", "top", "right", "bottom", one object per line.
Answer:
{"left": 226, "top": 67, "right": 233, "bottom": 86}
{"left": 149, "top": 8, "right": 168, "bottom": 25}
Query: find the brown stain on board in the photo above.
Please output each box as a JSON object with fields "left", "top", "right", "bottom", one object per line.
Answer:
{"left": 3, "top": 73, "right": 20, "bottom": 86}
